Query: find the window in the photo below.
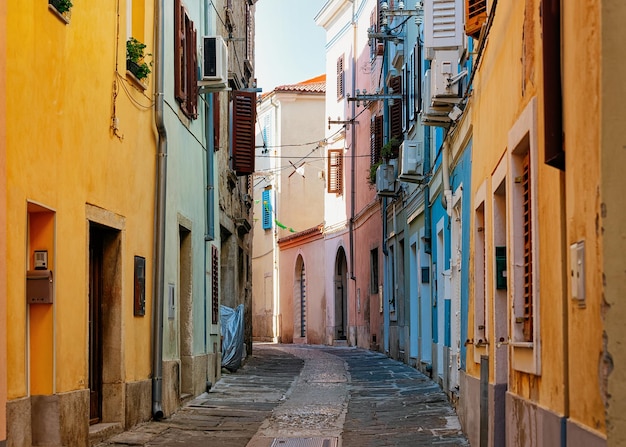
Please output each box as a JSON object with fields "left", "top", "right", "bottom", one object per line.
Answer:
{"left": 389, "top": 76, "right": 403, "bottom": 141}
{"left": 262, "top": 190, "right": 272, "bottom": 230}
{"left": 465, "top": 0, "right": 487, "bottom": 39}
{"left": 370, "top": 247, "right": 379, "bottom": 294}
{"left": 474, "top": 200, "right": 486, "bottom": 352}
{"left": 327, "top": 149, "right": 344, "bottom": 194}
{"left": 508, "top": 97, "right": 540, "bottom": 374}
{"left": 232, "top": 91, "right": 257, "bottom": 175}
{"left": 370, "top": 115, "right": 383, "bottom": 165}
{"left": 337, "top": 55, "right": 345, "bottom": 99}
{"left": 174, "top": 0, "right": 198, "bottom": 119}
{"left": 520, "top": 153, "right": 533, "bottom": 341}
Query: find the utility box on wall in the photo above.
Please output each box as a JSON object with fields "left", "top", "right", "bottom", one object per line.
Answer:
{"left": 27, "top": 270, "right": 54, "bottom": 304}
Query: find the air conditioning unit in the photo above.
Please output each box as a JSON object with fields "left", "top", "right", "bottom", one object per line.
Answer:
{"left": 376, "top": 163, "right": 396, "bottom": 196}
{"left": 422, "top": 69, "right": 451, "bottom": 127}
{"left": 431, "top": 50, "right": 461, "bottom": 99}
{"left": 398, "top": 140, "right": 424, "bottom": 183}
{"left": 200, "top": 36, "right": 228, "bottom": 86}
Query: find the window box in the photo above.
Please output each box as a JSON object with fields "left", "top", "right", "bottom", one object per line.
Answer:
{"left": 126, "top": 38, "right": 152, "bottom": 84}
{"left": 48, "top": 0, "right": 72, "bottom": 23}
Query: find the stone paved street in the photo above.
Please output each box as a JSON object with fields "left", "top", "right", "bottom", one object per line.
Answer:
{"left": 96, "top": 344, "right": 468, "bottom": 447}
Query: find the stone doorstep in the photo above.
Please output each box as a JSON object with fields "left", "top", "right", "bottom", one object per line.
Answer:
{"left": 88, "top": 422, "right": 123, "bottom": 446}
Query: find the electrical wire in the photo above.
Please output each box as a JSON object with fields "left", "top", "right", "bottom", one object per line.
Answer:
{"left": 115, "top": 72, "right": 155, "bottom": 110}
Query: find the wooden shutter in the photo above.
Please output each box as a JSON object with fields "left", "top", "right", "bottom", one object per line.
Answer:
{"left": 371, "top": 115, "right": 383, "bottom": 165}
{"left": 262, "top": 190, "right": 272, "bottom": 230}
{"left": 328, "top": 149, "right": 343, "bottom": 194}
{"left": 521, "top": 153, "right": 533, "bottom": 342}
{"left": 211, "top": 246, "right": 219, "bottom": 325}
{"left": 389, "top": 76, "right": 403, "bottom": 149}
{"left": 542, "top": 0, "right": 564, "bottom": 170}
{"left": 465, "top": 0, "right": 487, "bottom": 39}
{"left": 232, "top": 91, "right": 257, "bottom": 175}
{"left": 174, "top": 0, "right": 185, "bottom": 103}
{"left": 186, "top": 22, "right": 198, "bottom": 118}
{"left": 337, "top": 56, "right": 344, "bottom": 99}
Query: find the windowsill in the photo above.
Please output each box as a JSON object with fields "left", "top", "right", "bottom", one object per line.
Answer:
{"left": 126, "top": 71, "right": 148, "bottom": 91}
{"left": 511, "top": 341, "right": 534, "bottom": 349}
{"left": 48, "top": 4, "right": 70, "bottom": 24}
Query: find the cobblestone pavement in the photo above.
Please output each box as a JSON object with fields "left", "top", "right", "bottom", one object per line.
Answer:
{"left": 97, "top": 344, "right": 469, "bottom": 447}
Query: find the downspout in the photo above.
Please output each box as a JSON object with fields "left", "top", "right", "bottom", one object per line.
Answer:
{"left": 349, "top": 0, "right": 357, "bottom": 280}
{"left": 151, "top": 0, "right": 166, "bottom": 420}
{"left": 269, "top": 96, "right": 281, "bottom": 342}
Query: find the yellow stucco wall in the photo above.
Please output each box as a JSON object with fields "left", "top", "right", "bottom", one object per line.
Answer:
{"left": 6, "top": 0, "right": 155, "bottom": 401}
{"left": 466, "top": 0, "right": 609, "bottom": 431}
{"left": 563, "top": 0, "right": 606, "bottom": 435}
{"left": 0, "top": 0, "right": 7, "bottom": 439}
{"left": 602, "top": 2, "right": 626, "bottom": 445}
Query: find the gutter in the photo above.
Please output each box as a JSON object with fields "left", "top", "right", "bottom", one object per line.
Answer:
{"left": 151, "top": 0, "right": 166, "bottom": 420}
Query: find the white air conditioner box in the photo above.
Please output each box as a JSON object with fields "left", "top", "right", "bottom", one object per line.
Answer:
{"left": 376, "top": 163, "right": 396, "bottom": 196}
{"left": 432, "top": 50, "right": 460, "bottom": 98}
{"left": 422, "top": 69, "right": 452, "bottom": 117}
{"left": 200, "top": 36, "right": 228, "bottom": 86}
{"left": 399, "top": 140, "right": 424, "bottom": 182}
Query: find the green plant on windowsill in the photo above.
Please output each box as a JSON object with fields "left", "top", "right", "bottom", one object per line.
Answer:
{"left": 381, "top": 137, "right": 401, "bottom": 160}
{"left": 126, "top": 37, "right": 152, "bottom": 81}
{"left": 369, "top": 160, "right": 382, "bottom": 185}
{"left": 50, "top": 0, "right": 72, "bottom": 14}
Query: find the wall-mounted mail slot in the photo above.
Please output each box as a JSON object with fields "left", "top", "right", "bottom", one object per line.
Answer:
{"left": 27, "top": 270, "right": 54, "bottom": 304}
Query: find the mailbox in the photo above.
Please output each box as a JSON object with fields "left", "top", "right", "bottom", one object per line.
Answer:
{"left": 27, "top": 270, "right": 54, "bottom": 304}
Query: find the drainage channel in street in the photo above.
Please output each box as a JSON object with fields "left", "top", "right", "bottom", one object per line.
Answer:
{"left": 270, "top": 437, "right": 338, "bottom": 447}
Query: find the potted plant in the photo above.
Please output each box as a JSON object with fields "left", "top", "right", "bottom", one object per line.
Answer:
{"left": 381, "top": 137, "right": 401, "bottom": 160}
{"left": 126, "top": 37, "right": 152, "bottom": 81}
{"left": 49, "top": 0, "right": 72, "bottom": 14}
{"left": 49, "top": 0, "right": 72, "bottom": 20}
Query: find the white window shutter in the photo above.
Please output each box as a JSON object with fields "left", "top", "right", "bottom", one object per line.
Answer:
{"left": 423, "top": 0, "right": 464, "bottom": 50}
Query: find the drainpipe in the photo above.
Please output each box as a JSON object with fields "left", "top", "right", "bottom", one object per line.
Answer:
{"left": 151, "top": 0, "right": 166, "bottom": 420}
{"left": 269, "top": 96, "right": 281, "bottom": 342}
{"left": 349, "top": 0, "right": 357, "bottom": 281}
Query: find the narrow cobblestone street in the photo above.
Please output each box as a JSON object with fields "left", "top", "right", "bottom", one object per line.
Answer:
{"left": 96, "top": 344, "right": 468, "bottom": 447}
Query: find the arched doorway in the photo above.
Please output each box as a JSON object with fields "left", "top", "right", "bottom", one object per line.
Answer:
{"left": 295, "top": 255, "right": 306, "bottom": 338}
{"left": 334, "top": 247, "right": 348, "bottom": 341}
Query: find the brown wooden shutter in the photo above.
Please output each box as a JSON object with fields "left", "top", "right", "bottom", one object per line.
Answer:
{"left": 186, "top": 21, "right": 198, "bottom": 119}
{"left": 371, "top": 115, "right": 383, "bottom": 165}
{"left": 521, "top": 153, "right": 533, "bottom": 342}
{"left": 328, "top": 149, "right": 343, "bottom": 194}
{"left": 389, "top": 76, "right": 403, "bottom": 154}
{"left": 211, "top": 245, "right": 219, "bottom": 325}
{"left": 232, "top": 91, "right": 257, "bottom": 175}
{"left": 465, "top": 0, "right": 487, "bottom": 39}
{"left": 174, "top": 0, "right": 185, "bottom": 103}
{"left": 542, "top": 0, "right": 564, "bottom": 170}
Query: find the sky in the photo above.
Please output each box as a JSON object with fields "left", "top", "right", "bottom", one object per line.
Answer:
{"left": 255, "top": 0, "right": 327, "bottom": 93}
